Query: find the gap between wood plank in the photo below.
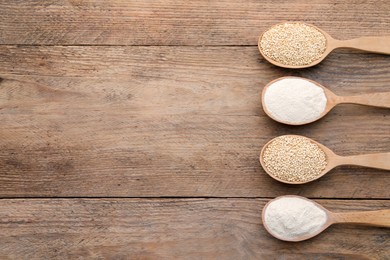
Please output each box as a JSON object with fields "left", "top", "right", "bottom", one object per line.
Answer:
{"left": 0, "top": 44, "right": 258, "bottom": 47}
{"left": 1, "top": 197, "right": 389, "bottom": 200}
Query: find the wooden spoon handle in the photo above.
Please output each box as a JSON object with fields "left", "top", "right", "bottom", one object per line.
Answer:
{"left": 337, "top": 36, "right": 390, "bottom": 54}
{"left": 339, "top": 92, "right": 390, "bottom": 108}
{"left": 333, "top": 209, "right": 390, "bottom": 227}
{"left": 339, "top": 152, "right": 390, "bottom": 170}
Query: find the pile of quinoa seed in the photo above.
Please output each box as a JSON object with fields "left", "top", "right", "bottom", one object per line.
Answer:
{"left": 262, "top": 135, "right": 327, "bottom": 183}
{"left": 260, "top": 22, "right": 327, "bottom": 66}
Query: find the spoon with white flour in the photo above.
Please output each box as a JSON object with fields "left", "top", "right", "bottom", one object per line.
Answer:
{"left": 262, "top": 195, "right": 390, "bottom": 242}
{"left": 261, "top": 76, "right": 390, "bottom": 125}
{"left": 258, "top": 22, "right": 390, "bottom": 69}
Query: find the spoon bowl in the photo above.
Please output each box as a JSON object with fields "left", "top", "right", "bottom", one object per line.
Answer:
{"left": 258, "top": 22, "right": 333, "bottom": 69}
{"left": 262, "top": 195, "right": 390, "bottom": 242}
{"left": 259, "top": 135, "right": 390, "bottom": 184}
{"left": 258, "top": 22, "right": 390, "bottom": 69}
{"left": 261, "top": 76, "right": 390, "bottom": 125}
{"left": 262, "top": 195, "right": 332, "bottom": 242}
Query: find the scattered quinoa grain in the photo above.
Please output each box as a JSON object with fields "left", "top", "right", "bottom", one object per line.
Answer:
{"left": 262, "top": 135, "right": 327, "bottom": 183}
{"left": 260, "top": 22, "right": 327, "bottom": 66}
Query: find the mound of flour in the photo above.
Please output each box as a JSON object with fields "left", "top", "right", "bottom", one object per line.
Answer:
{"left": 263, "top": 196, "right": 327, "bottom": 240}
{"left": 263, "top": 78, "right": 327, "bottom": 124}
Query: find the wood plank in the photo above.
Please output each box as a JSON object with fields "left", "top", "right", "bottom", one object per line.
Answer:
{"left": 0, "top": 198, "right": 389, "bottom": 259}
{"left": 0, "top": 0, "right": 389, "bottom": 45}
{"left": 0, "top": 46, "right": 389, "bottom": 114}
{"left": 0, "top": 46, "right": 389, "bottom": 198}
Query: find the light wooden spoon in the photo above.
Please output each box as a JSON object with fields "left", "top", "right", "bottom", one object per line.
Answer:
{"left": 261, "top": 76, "right": 390, "bottom": 125}
{"left": 259, "top": 135, "right": 390, "bottom": 184}
{"left": 258, "top": 22, "right": 390, "bottom": 69}
{"left": 262, "top": 195, "right": 390, "bottom": 242}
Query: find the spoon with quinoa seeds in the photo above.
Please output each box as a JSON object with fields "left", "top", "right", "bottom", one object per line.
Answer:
{"left": 259, "top": 135, "right": 390, "bottom": 184}
{"left": 258, "top": 22, "right": 390, "bottom": 68}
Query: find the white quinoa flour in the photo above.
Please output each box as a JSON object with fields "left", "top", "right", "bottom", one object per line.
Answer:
{"left": 264, "top": 197, "right": 327, "bottom": 240}
{"left": 263, "top": 77, "right": 327, "bottom": 125}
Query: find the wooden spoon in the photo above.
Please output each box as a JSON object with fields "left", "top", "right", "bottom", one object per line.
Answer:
{"left": 262, "top": 195, "right": 390, "bottom": 242}
{"left": 261, "top": 76, "right": 390, "bottom": 125}
{"left": 258, "top": 22, "right": 390, "bottom": 69}
{"left": 259, "top": 135, "right": 390, "bottom": 184}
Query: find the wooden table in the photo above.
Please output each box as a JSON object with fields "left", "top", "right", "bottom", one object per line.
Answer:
{"left": 1, "top": 1, "right": 389, "bottom": 259}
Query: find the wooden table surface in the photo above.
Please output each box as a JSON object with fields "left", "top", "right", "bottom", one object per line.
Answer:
{"left": 0, "top": 1, "right": 389, "bottom": 259}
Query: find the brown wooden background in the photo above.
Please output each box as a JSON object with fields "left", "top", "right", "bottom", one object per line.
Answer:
{"left": 0, "top": 1, "right": 389, "bottom": 259}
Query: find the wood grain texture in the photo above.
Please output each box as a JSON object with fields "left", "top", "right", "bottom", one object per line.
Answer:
{"left": 0, "top": 199, "right": 389, "bottom": 260}
{"left": 1, "top": 1, "right": 389, "bottom": 258}
{"left": 0, "top": 0, "right": 389, "bottom": 45}
{"left": 0, "top": 46, "right": 389, "bottom": 198}
{"left": 1, "top": 1, "right": 389, "bottom": 259}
